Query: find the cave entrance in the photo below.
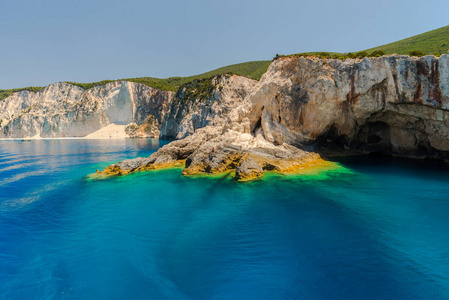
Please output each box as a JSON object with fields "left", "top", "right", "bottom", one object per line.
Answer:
{"left": 251, "top": 116, "right": 262, "bottom": 136}
{"left": 356, "top": 121, "right": 392, "bottom": 154}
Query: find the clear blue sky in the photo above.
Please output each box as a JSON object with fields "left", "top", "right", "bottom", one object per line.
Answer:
{"left": 0, "top": 0, "right": 448, "bottom": 89}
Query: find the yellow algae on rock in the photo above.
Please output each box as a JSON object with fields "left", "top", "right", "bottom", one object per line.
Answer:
{"left": 97, "top": 158, "right": 186, "bottom": 177}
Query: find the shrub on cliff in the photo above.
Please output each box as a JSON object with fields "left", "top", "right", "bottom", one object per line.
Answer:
{"left": 317, "top": 52, "right": 331, "bottom": 58}
{"left": 345, "top": 52, "right": 355, "bottom": 58}
{"left": 355, "top": 51, "right": 368, "bottom": 58}
{"left": 409, "top": 50, "right": 427, "bottom": 57}
{"left": 125, "top": 123, "right": 138, "bottom": 135}
{"left": 175, "top": 75, "right": 222, "bottom": 103}
{"left": 0, "top": 86, "right": 44, "bottom": 101}
{"left": 369, "top": 50, "right": 385, "bottom": 57}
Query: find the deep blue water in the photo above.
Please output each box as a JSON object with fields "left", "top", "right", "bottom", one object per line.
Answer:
{"left": 0, "top": 139, "right": 449, "bottom": 299}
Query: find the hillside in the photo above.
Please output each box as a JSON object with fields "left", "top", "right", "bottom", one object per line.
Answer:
{"left": 4, "top": 25, "right": 449, "bottom": 101}
{"left": 365, "top": 25, "right": 449, "bottom": 55}
{"left": 0, "top": 60, "right": 271, "bottom": 101}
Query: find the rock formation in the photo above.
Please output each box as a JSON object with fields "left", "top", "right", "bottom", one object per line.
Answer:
{"left": 0, "top": 81, "right": 173, "bottom": 138}
{"left": 125, "top": 115, "right": 160, "bottom": 138}
{"left": 160, "top": 74, "right": 257, "bottom": 139}
{"left": 101, "top": 55, "right": 449, "bottom": 180}
{"left": 245, "top": 55, "right": 449, "bottom": 160}
{"left": 3, "top": 54, "right": 449, "bottom": 180}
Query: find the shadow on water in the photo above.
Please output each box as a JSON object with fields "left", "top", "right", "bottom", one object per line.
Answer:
{"left": 1, "top": 141, "right": 449, "bottom": 299}
{"left": 334, "top": 153, "right": 449, "bottom": 176}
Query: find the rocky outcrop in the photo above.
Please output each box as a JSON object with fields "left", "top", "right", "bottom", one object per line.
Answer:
{"left": 245, "top": 55, "right": 449, "bottom": 160}
{"left": 101, "top": 125, "right": 326, "bottom": 180}
{"left": 100, "top": 55, "right": 449, "bottom": 180}
{"left": 160, "top": 75, "right": 257, "bottom": 139}
{"left": 5, "top": 54, "right": 449, "bottom": 179}
{"left": 0, "top": 81, "right": 173, "bottom": 138}
{"left": 125, "top": 115, "right": 160, "bottom": 138}
{"left": 235, "top": 156, "right": 263, "bottom": 181}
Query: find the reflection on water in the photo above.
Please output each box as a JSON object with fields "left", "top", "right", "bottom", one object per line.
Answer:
{"left": 0, "top": 140, "right": 448, "bottom": 299}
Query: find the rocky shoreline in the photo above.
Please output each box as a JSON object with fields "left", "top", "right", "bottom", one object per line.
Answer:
{"left": 98, "top": 55, "right": 449, "bottom": 180}
{"left": 3, "top": 55, "right": 449, "bottom": 181}
{"left": 98, "top": 127, "right": 329, "bottom": 181}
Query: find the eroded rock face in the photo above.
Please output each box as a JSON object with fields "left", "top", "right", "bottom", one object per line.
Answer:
{"left": 101, "top": 55, "right": 449, "bottom": 180}
{"left": 125, "top": 115, "right": 160, "bottom": 138}
{"left": 235, "top": 156, "right": 263, "bottom": 181}
{"left": 0, "top": 82, "right": 173, "bottom": 138}
{"left": 102, "top": 125, "right": 324, "bottom": 180}
{"left": 160, "top": 75, "right": 258, "bottom": 139}
{"left": 247, "top": 55, "right": 449, "bottom": 160}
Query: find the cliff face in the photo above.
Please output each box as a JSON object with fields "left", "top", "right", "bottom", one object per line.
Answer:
{"left": 246, "top": 55, "right": 449, "bottom": 159}
{"left": 3, "top": 55, "right": 449, "bottom": 179}
{"left": 0, "top": 81, "right": 173, "bottom": 138}
{"left": 100, "top": 55, "right": 449, "bottom": 180}
{"left": 160, "top": 75, "right": 257, "bottom": 139}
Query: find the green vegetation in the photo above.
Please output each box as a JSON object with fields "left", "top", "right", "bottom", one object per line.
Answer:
{"left": 408, "top": 50, "right": 427, "bottom": 57}
{"left": 175, "top": 74, "right": 228, "bottom": 103}
{"left": 64, "top": 80, "right": 116, "bottom": 90}
{"left": 68, "top": 60, "right": 271, "bottom": 92}
{"left": 281, "top": 25, "right": 449, "bottom": 60}
{"left": 278, "top": 50, "right": 385, "bottom": 60}
{"left": 0, "top": 86, "right": 44, "bottom": 101}
{"left": 1, "top": 61, "right": 270, "bottom": 101}
{"left": 4, "top": 24, "right": 448, "bottom": 101}
{"left": 365, "top": 25, "right": 449, "bottom": 56}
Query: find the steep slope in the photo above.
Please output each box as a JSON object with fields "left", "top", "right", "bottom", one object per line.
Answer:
{"left": 0, "top": 60, "right": 269, "bottom": 138}
{"left": 0, "top": 82, "right": 173, "bottom": 138}
{"left": 160, "top": 74, "right": 258, "bottom": 139}
{"left": 101, "top": 55, "right": 449, "bottom": 180}
{"left": 66, "top": 61, "right": 270, "bottom": 92}
{"left": 0, "top": 61, "right": 271, "bottom": 102}
{"left": 246, "top": 55, "right": 449, "bottom": 158}
{"left": 365, "top": 25, "right": 449, "bottom": 55}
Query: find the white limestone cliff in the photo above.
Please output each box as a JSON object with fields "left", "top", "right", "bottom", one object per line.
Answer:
{"left": 3, "top": 54, "right": 449, "bottom": 180}
{"left": 160, "top": 74, "right": 258, "bottom": 139}
{"left": 0, "top": 81, "right": 173, "bottom": 138}
{"left": 102, "top": 55, "right": 449, "bottom": 180}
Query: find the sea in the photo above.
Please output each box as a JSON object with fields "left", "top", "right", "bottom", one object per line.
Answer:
{"left": 0, "top": 139, "right": 448, "bottom": 299}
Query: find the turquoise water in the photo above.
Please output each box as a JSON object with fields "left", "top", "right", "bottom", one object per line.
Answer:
{"left": 0, "top": 139, "right": 449, "bottom": 299}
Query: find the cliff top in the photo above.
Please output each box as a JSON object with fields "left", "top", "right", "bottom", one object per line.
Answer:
{"left": 283, "top": 25, "right": 449, "bottom": 59}
{"left": 0, "top": 61, "right": 271, "bottom": 101}
{"left": 3, "top": 24, "right": 449, "bottom": 101}
{"left": 365, "top": 25, "right": 449, "bottom": 56}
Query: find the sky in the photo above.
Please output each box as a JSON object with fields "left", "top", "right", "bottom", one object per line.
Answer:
{"left": 0, "top": 0, "right": 448, "bottom": 89}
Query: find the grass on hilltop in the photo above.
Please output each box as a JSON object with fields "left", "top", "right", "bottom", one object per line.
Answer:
{"left": 282, "top": 25, "right": 449, "bottom": 60}
{"left": 276, "top": 50, "right": 386, "bottom": 60}
{"left": 0, "top": 61, "right": 271, "bottom": 101}
{"left": 66, "top": 60, "right": 271, "bottom": 92}
{"left": 365, "top": 25, "right": 449, "bottom": 56}
{"left": 3, "top": 25, "right": 449, "bottom": 101}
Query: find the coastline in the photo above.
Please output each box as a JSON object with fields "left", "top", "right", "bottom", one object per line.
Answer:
{"left": 0, "top": 124, "right": 135, "bottom": 140}
{"left": 91, "top": 153, "right": 349, "bottom": 182}
{"left": 0, "top": 137, "right": 135, "bottom": 140}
